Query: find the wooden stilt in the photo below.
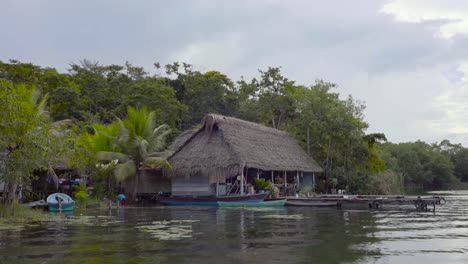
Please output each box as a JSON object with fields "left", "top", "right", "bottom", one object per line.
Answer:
{"left": 240, "top": 165, "right": 244, "bottom": 195}
{"left": 296, "top": 171, "right": 300, "bottom": 189}
{"left": 283, "top": 171, "right": 286, "bottom": 187}
{"left": 312, "top": 172, "right": 315, "bottom": 192}
{"left": 216, "top": 169, "right": 220, "bottom": 197}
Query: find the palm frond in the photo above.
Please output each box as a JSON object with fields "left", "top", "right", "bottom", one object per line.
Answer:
{"left": 96, "top": 151, "right": 130, "bottom": 162}
{"left": 153, "top": 124, "right": 170, "bottom": 135}
{"left": 114, "top": 160, "right": 136, "bottom": 182}
{"left": 116, "top": 118, "right": 129, "bottom": 145}
{"left": 147, "top": 150, "right": 173, "bottom": 159}
{"left": 142, "top": 157, "right": 172, "bottom": 170}
{"left": 148, "top": 124, "right": 171, "bottom": 152}
{"left": 35, "top": 92, "right": 50, "bottom": 120}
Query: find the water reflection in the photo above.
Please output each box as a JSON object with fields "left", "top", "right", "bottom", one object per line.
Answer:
{"left": 2, "top": 192, "right": 468, "bottom": 263}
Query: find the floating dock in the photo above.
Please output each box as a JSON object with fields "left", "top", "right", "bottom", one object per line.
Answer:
{"left": 285, "top": 195, "right": 446, "bottom": 210}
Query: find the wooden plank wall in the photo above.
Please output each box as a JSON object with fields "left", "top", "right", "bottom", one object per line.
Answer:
{"left": 172, "top": 176, "right": 212, "bottom": 196}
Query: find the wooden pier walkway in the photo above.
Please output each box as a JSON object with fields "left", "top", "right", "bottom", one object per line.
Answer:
{"left": 285, "top": 195, "right": 446, "bottom": 210}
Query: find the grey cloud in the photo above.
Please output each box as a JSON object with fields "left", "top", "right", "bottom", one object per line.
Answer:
{"left": 2, "top": 0, "right": 468, "bottom": 145}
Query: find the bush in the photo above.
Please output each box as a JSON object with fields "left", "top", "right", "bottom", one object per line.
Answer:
{"left": 73, "top": 182, "right": 89, "bottom": 205}
{"left": 74, "top": 191, "right": 89, "bottom": 205}
{"left": 368, "top": 170, "right": 404, "bottom": 195}
{"left": 266, "top": 182, "right": 279, "bottom": 198}
{"left": 253, "top": 178, "right": 269, "bottom": 191}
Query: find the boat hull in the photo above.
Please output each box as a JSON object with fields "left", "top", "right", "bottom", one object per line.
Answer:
{"left": 285, "top": 200, "right": 337, "bottom": 207}
{"left": 218, "top": 199, "right": 286, "bottom": 207}
{"left": 46, "top": 193, "right": 75, "bottom": 212}
{"left": 48, "top": 202, "right": 75, "bottom": 212}
{"left": 160, "top": 193, "right": 268, "bottom": 206}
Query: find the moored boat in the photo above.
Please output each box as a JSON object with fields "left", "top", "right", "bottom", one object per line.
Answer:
{"left": 285, "top": 200, "right": 337, "bottom": 207}
{"left": 159, "top": 193, "right": 268, "bottom": 206}
{"left": 218, "top": 199, "right": 286, "bottom": 207}
{"left": 47, "top": 193, "right": 75, "bottom": 212}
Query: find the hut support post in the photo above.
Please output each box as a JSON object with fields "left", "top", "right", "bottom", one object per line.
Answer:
{"left": 283, "top": 171, "right": 286, "bottom": 187}
{"left": 240, "top": 166, "right": 245, "bottom": 196}
{"left": 257, "top": 169, "right": 260, "bottom": 180}
{"left": 296, "top": 171, "right": 300, "bottom": 190}
{"left": 271, "top": 171, "right": 274, "bottom": 183}
{"left": 216, "top": 171, "right": 219, "bottom": 197}
{"left": 312, "top": 172, "right": 315, "bottom": 192}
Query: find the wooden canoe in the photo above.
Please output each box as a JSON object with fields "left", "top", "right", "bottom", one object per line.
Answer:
{"left": 285, "top": 200, "right": 337, "bottom": 207}
{"left": 159, "top": 193, "right": 268, "bottom": 206}
{"left": 218, "top": 199, "right": 286, "bottom": 207}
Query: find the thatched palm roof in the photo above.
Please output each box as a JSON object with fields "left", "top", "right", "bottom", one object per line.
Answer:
{"left": 169, "top": 114, "right": 322, "bottom": 178}
{"left": 169, "top": 128, "right": 198, "bottom": 152}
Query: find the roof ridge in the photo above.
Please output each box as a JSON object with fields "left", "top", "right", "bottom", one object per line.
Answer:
{"left": 204, "top": 113, "right": 288, "bottom": 135}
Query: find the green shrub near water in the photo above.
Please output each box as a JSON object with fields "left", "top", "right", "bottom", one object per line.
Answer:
{"left": 254, "top": 178, "right": 269, "bottom": 191}
{"left": 73, "top": 183, "right": 89, "bottom": 206}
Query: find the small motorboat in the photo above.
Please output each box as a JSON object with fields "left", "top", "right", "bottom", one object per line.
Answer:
{"left": 218, "top": 199, "right": 286, "bottom": 207}
{"left": 47, "top": 193, "right": 75, "bottom": 212}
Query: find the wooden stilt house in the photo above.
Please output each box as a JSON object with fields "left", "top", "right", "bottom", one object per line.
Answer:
{"left": 168, "top": 114, "right": 322, "bottom": 197}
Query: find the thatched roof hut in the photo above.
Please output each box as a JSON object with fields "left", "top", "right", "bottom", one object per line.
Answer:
{"left": 169, "top": 114, "right": 322, "bottom": 180}
{"left": 169, "top": 128, "right": 198, "bottom": 152}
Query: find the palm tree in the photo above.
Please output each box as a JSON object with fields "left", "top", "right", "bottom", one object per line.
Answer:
{"left": 96, "top": 106, "right": 172, "bottom": 201}
{"left": 0, "top": 81, "right": 50, "bottom": 203}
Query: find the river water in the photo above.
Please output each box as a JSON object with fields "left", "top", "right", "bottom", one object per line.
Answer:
{"left": 1, "top": 191, "right": 468, "bottom": 264}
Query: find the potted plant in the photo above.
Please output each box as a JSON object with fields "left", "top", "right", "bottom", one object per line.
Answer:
{"left": 253, "top": 178, "right": 269, "bottom": 193}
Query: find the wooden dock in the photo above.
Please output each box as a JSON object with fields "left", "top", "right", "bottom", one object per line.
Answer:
{"left": 285, "top": 195, "right": 446, "bottom": 210}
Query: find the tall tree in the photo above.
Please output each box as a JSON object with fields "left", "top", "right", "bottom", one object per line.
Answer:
{"left": 0, "top": 80, "right": 56, "bottom": 202}
{"left": 165, "top": 63, "right": 238, "bottom": 129}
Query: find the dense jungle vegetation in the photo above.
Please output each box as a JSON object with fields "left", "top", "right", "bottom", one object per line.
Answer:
{"left": 1, "top": 59, "right": 468, "bottom": 201}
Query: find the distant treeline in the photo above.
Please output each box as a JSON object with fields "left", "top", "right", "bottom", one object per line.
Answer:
{"left": 1, "top": 59, "right": 467, "bottom": 194}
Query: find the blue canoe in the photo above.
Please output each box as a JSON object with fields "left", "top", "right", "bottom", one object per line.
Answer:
{"left": 218, "top": 199, "right": 287, "bottom": 207}
{"left": 47, "top": 193, "right": 75, "bottom": 212}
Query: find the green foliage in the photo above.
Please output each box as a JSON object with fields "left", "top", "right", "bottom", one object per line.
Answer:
{"left": 2, "top": 59, "right": 467, "bottom": 195}
{"left": 299, "top": 186, "right": 313, "bottom": 196}
{"left": 379, "top": 141, "right": 457, "bottom": 190}
{"left": 81, "top": 106, "right": 172, "bottom": 200}
{"left": 74, "top": 191, "right": 89, "bottom": 205}
{"left": 253, "top": 178, "right": 269, "bottom": 191}
{"left": 165, "top": 63, "right": 237, "bottom": 129}
{"left": 0, "top": 79, "right": 58, "bottom": 202}
{"left": 266, "top": 182, "right": 280, "bottom": 198}
{"left": 73, "top": 183, "right": 89, "bottom": 205}
{"left": 368, "top": 170, "right": 404, "bottom": 195}
{"left": 0, "top": 202, "right": 55, "bottom": 223}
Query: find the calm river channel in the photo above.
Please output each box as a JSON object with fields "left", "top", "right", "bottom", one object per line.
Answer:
{"left": 1, "top": 191, "right": 468, "bottom": 264}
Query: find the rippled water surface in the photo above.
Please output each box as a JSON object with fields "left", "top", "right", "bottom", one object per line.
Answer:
{"left": 1, "top": 191, "right": 468, "bottom": 264}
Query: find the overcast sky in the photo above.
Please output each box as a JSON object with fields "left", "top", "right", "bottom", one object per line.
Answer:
{"left": 2, "top": 0, "right": 468, "bottom": 146}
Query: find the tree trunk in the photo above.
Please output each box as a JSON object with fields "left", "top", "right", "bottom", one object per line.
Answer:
{"left": 132, "top": 170, "right": 140, "bottom": 202}
{"left": 277, "top": 112, "right": 283, "bottom": 129}
{"left": 4, "top": 181, "right": 18, "bottom": 204}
